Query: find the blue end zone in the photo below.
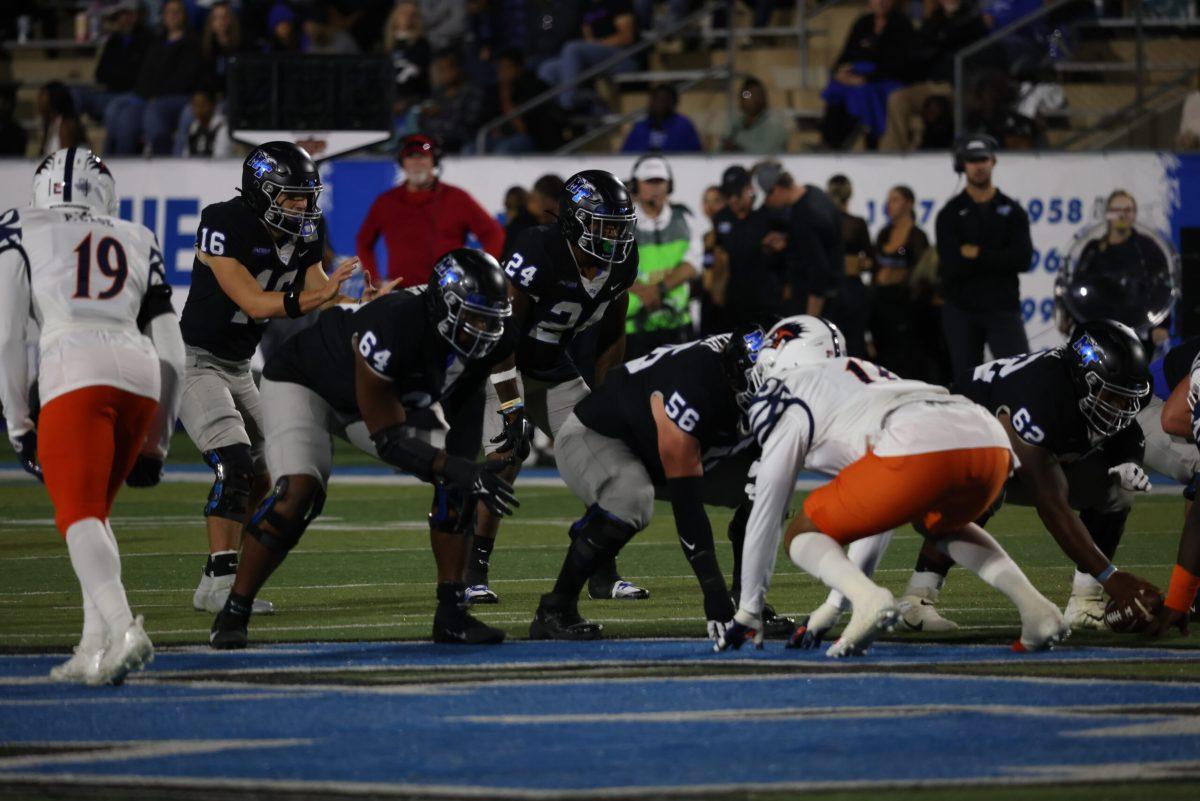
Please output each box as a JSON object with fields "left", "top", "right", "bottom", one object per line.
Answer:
{"left": 2, "top": 641, "right": 1199, "bottom": 796}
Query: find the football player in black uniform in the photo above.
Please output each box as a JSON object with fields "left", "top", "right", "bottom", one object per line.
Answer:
{"left": 179, "top": 142, "right": 360, "bottom": 617}
{"left": 465, "top": 170, "right": 650, "bottom": 604}
{"left": 209, "top": 248, "right": 517, "bottom": 648}
{"left": 528, "top": 328, "right": 765, "bottom": 640}
{"left": 890, "top": 320, "right": 1163, "bottom": 634}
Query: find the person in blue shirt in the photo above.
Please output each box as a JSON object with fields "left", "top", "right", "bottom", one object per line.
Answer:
{"left": 621, "top": 85, "right": 703, "bottom": 153}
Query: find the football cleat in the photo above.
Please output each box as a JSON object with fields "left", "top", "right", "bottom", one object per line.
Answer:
{"left": 1064, "top": 589, "right": 1107, "bottom": 630}
{"left": 714, "top": 617, "right": 762, "bottom": 651}
{"left": 787, "top": 600, "right": 843, "bottom": 649}
{"left": 209, "top": 609, "right": 249, "bottom": 650}
{"left": 49, "top": 645, "right": 104, "bottom": 683}
{"left": 195, "top": 573, "right": 276, "bottom": 615}
{"left": 1014, "top": 599, "right": 1072, "bottom": 652}
{"left": 433, "top": 604, "right": 506, "bottom": 644}
{"left": 90, "top": 616, "right": 153, "bottom": 685}
{"left": 529, "top": 600, "right": 604, "bottom": 641}
{"left": 826, "top": 588, "right": 899, "bottom": 658}
{"left": 899, "top": 587, "right": 959, "bottom": 632}
{"left": 761, "top": 604, "right": 796, "bottom": 639}
{"left": 589, "top": 578, "right": 650, "bottom": 601}
{"left": 464, "top": 584, "right": 500, "bottom": 605}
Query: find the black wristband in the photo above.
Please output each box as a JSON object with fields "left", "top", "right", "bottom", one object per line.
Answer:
{"left": 370, "top": 424, "right": 440, "bottom": 482}
{"left": 283, "top": 288, "right": 302, "bottom": 319}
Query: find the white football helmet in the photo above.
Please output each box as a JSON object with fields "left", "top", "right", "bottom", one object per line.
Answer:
{"left": 752, "top": 315, "right": 844, "bottom": 386}
{"left": 31, "top": 147, "right": 117, "bottom": 216}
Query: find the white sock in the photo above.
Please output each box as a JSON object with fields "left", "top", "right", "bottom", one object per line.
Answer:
{"left": 66, "top": 518, "right": 133, "bottom": 637}
{"left": 1072, "top": 569, "right": 1102, "bottom": 596}
{"left": 78, "top": 591, "right": 106, "bottom": 653}
{"left": 936, "top": 527, "right": 1047, "bottom": 616}
{"left": 788, "top": 533, "right": 880, "bottom": 607}
{"left": 819, "top": 530, "right": 895, "bottom": 612}
{"left": 904, "top": 569, "right": 945, "bottom": 598}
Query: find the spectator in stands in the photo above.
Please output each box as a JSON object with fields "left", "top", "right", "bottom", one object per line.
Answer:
{"left": 621, "top": 85, "right": 703, "bottom": 153}
{"left": 694, "top": 185, "right": 728, "bottom": 336}
{"left": 827, "top": 174, "right": 873, "bottom": 279}
{"left": 871, "top": 185, "right": 930, "bottom": 374}
{"left": 303, "top": 4, "right": 360, "bottom": 54}
{"left": 37, "top": 82, "right": 85, "bottom": 156}
{"left": 917, "top": 94, "right": 955, "bottom": 149}
{"left": 384, "top": 0, "right": 431, "bottom": 138}
{"left": 713, "top": 165, "right": 788, "bottom": 329}
{"left": 200, "top": 0, "right": 243, "bottom": 91}
{"left": 721, "top": 77, "right": 788, "bottom": 154}
{"left": 503, "top": 185, "right": 529, "bottom": 228}
{"left": 355, "top": 133, "right": 505, "bottom": 285}
{"left": 881, "top": 0, "right": 987, "bottom": 151}
{"left": 181, "top": 89, "right": 233, "bottom": 158}
{"left": 262, "top": 1, "right": 301, "bottom": 52}
{"left": 626, "top": 155, "right": 702, "bottom": 359}
{"left": 74, "top": 1, "right": 149, "bottom": 126}
{"left": 0, "top": 85, "right": 27, "bottom": 156}
{"left": 418, "top": 0, "right": 467, "bottom": 52}
{"left": 505, "top": 173, "right": 565, "bottom": 242}
{"left": 937, "top": 134, "right": 1032, "bottom": 376}
{"left": 509, "top": 2, "right": 584, "bottom": 73}
{"left": 105, "top": 0, "right": 202, "bottom": 155}
{"left": 820, "top": 0, "right": 913, "bottom": 149}
{"left": 419, "top": 48, "right": 485, "bottom": 153}
{"left": 1178, "top": 72, "right": 1200, "bottom": 149}
{"left": 756, "top": 161, "right": 843, "bottom": 321}
{"left": 482, "top": 48, "right": 565, "bottom": 153}
{"left": 537, "top": 0, "right": 638, "bottom": 111}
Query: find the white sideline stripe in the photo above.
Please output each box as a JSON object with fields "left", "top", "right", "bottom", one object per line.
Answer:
{"left": 0, "top": 692, "right": 319, "bottom": 706}
{"left": 0, "top": 739, "right": 310, "bottom": 771}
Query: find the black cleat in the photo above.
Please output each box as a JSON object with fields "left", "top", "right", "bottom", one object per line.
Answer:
{"left": 209, "top": 610, "right": 248, "bottom": 650}
{"left": 529, "top": 600, "right": 604, "bottom": 641}
{"left": 762, "top": 604, "right": 796, "bottom": 639}
{"left": 432, "top": 604, "right": 506, "bottom": 644}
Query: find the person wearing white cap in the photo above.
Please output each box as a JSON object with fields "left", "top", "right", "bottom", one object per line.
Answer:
{"left": 625, "top": 154, "right": 703, "bottom": 359}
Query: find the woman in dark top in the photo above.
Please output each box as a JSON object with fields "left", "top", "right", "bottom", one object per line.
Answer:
{"left": 201, "top": 1, "right": 244, "bottom": 92}
{"left": 870, "top": 185, "right": 930, "bottom": 375}
{"left": 820, "top": 0, "right": 913, "bottom": 149}
{"left": 384, "top": 1, "right": 432, "bottom": 137}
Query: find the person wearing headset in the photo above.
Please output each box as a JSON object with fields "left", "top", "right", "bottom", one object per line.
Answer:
{"left": 354, "top": 133, "right": 505, "bottom": 286}
{"left": 937, "top": 133, "right": 1033, "bottom": 377}
{"left": 626, "top": 155, "right": 703, "bottom": 359}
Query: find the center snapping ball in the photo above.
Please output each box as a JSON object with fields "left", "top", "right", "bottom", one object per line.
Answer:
{"left": 1103, "top": 589, "right": 1162, "bottom": 633}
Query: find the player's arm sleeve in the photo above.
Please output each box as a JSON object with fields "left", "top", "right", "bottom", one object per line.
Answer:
{"left": 0, "top": 247, "right": 33, "bottom": 438}
{"left": 737, "top": 402, "right": 811, "bottom": 619}
{"left": 593, "top": 291, "right": 630, "bottom": 387}
{"left": 139, "top": 240, "right": 185, "bottom": 458}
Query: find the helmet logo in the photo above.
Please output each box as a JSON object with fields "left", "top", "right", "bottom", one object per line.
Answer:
{"left": 248, "top": 151, "right": 277, "bottom": 179}
{"left": 74, "top": 177, "right": 91, "bottom": 197}
{"left": 435, "top": 255, "right": 463, "bottom": 287}
{"left": 565, "top": 175, "right": 596, "bottom": 204}
{"left": 742, "top": 329, "right": 765, "bottom": 363}
{"left": 1073, "top": 334, "right": 1104, "bottom": 366}
{"left": 769, "top": 321, "right": 805, "bottom": 349}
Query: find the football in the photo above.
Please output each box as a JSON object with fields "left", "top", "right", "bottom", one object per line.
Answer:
{"left": 1103, "top": 590, "right": 1163, "bottom": 633}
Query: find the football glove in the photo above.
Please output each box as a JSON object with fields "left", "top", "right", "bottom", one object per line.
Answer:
{"left": 125, "top": 455, "right": 164, "bottom": 488}
{"left": 707, "top": 619, "right": 733, "bottom": 642}
{"left": 441, "top": 457, "right": 519, "bottom": 517}
{"left": 1108, "top": 462, "right": 1150, "bottom": 493}
{"left": 12, "top": 431, "right": 42, "bottom": 482}
{"left": 743, "top": 459, "right": 760, "bottom": 502}
{"left": 490, "top": 403, "right": 533, "bottom": 465}
{"left": 713, "top": 610, "right": 763, "bottom": 652}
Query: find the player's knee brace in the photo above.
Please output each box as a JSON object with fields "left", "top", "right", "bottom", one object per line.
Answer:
{"left": 570, "top": 504, "right": 639, "bottom": 562}
{"left": 203, "top": 444, "right": 256, "bottom": 521}
{"left": 246, "top": 476, "right": 326, "bottom": 554}
{"left": 429, "top": 485, "right": 476, "bottom": 536}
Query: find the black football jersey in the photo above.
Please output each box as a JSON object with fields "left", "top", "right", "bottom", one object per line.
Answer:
{"left": 180, "top": 197, "right": 326, "bottom": 361}
{"left": 573, "top": 337, "right": 754, "bottom": 485}
{"left": 263, "top": 289, "right": 511, "bottom": 422}
{"left": 500, "top": 224, "right": 638, "bottom": 383}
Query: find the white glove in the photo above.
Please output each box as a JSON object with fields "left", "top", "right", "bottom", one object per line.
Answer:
{"left": 744, "top": 459, "right": 760, "bottom": 502}
{"left": 707, "top": 619, "right": 732, "bottom": 642}
{"left": 1108, "top": 462, "right": 1151, "bottom": 493}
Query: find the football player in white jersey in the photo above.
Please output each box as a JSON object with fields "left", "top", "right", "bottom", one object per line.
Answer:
{"left": 718, "top": 316, "right": 1068, "bottom": 656}
{"left": 0, "top": 148, "right": 185, "bottom": 685}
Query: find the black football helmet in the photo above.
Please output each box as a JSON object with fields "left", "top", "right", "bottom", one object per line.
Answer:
{"left": 240, "top": 141, "right": 322, "bottom": 239}
{"left": 558, "top": 169, "right": 637, "bottom": 265}
{"left": 721, "top": 325, "right": 766, "bottom": 412}
{"left": 1065, "top": 319, "right": 1150, "bottom": 437}
{"left": 427, "top": 248, "right": 512, "bottom": 360}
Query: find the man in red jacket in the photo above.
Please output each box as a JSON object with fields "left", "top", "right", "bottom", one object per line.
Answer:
{"left": 355, "top": 134, "right": 504, "bottom": 285}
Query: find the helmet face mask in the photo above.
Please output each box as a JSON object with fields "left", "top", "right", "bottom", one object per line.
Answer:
{"left": 722, "top": 326, "right": 765, "bottom": 413}
{"left": 574, "top": 207, "right": 636, "bottom": 263}
{"left": 1066, "top": 322, "right": 1150, "bottom": 438}
{"left": 1078, "top": 372, "right": 1147, "bottom": 437}
{"left": 260, "top": 183, "right": 322, "bottom": 238}
{"left": 431, "top": 251, "right": 512, "bottom": 360}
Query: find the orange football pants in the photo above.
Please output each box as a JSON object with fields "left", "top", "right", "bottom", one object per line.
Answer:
{"left": 803, "top": 446, "right": 1011, "bottom": 543}
{"left": 38, "top": 385, "right": 158, "bottom": 535}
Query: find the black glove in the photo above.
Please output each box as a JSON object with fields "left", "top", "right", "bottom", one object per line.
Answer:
{"left": 12, "top": 431, "right": 43, "bottom": 483}
{"left": 126, "top": 454, "right": 164, "bottom": 488}
{"left": 441, "top": 456, "right": 519, "bottom": 517}
{"left": 490, "top": 403, "right": 534, "bottom": 465}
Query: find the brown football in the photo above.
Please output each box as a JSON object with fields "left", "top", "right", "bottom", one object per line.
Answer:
{"left": 1103, "top": 590, "right": 1162, "bottom": 633}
